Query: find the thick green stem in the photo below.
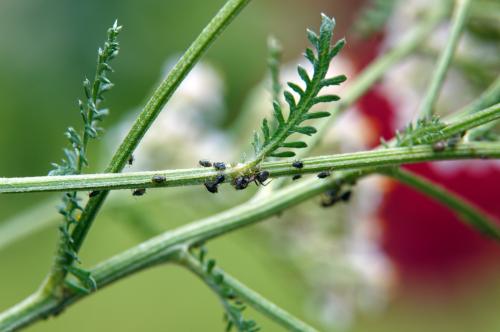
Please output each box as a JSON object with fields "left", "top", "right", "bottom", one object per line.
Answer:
{"left": 44, "top": 0, "right": 253, "bottom": 295}
{"left": 382, "top": 168, "right": 500, "bottom": 238}
{"left": 3, "top": 102, "right": 499, "bottom": 194}
{"left": 1, "top": 142, "right": 500, "bottom": 194}
{"left": 178, "top": 251, "right": 319, "bottom": 332}
{"left": 418, "top": 0, "right": 471, "bottom": 119}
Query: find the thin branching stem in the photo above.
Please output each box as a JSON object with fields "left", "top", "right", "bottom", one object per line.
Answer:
{"left": 418, "top": 0, "right": 472, "bottom": 120}
{"left": 381, "top": 168, "right": 500, "bottom": 238}
{"left": 177, "top": 250, "right": 319, "bottom": 332}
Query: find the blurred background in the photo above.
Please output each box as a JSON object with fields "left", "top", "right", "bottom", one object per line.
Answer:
{"left": 1, "top": 0, "right": 499, "bottom": 331}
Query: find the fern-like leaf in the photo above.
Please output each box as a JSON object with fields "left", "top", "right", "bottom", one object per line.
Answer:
{"left": 49, "top": 21, "right": 122, "bottom": 289}
{"left": 193, "top": 247, "right": 260, "bottom": 332}
{"left": 251, "top": 14, "right": 346, "bottom": 164}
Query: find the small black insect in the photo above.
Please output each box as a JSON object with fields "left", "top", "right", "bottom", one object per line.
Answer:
{"left": 320, "top": 198, "right": 336, "bottom": 207}
{"left": 127, "top": 154, "right": 134, "bottom": 166}
{"left": 88, "top": 190, "right": 100, "bottom": 198}
{"left": 447, "top": 133, "right": 462, "bottom": 148}
{"left": 292, "top": 160, "right": 304, "bottom": 169}
{"left": 213, "top": 162, "right": 226, "bottom": 171}
{"left": 199, "top": 159, "right": 212, "bottom": 167}
{"left": 317, "top": 171, "right": 331, "bottom": 179}
{"left": 234, "top": 176, "right": 249, "bottom": 190}
{"left": 132, "top": 188, "right": 146, "bottom": 196}
{"left": 256, "top": 171, "right": 270, "bottom": 185}
{"left": 432, "top": 141, "right": 446, "bottom": 152}
{"left": 204, "top": 181, "right": 218, "bottom": 194}
{"left": 320, "top": 189, "right": 339, "bottom": 207}
{"left": 152, "top": 174, "right": 166, "bottom": 184}
{"left": 292, "top": 174, "right": 302, "bottom": 181}
{"left": 339, "top": 190, "right": 352, "bottom": 202}
{"left": 214, "top": 174, "right": 225, "bottom": 185}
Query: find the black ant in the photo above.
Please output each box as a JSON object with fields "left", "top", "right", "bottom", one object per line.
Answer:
{"left": 199, "top": 159, "right": 212, "bottom": 167}
{"left": 292, "top": 160, "right": 304, "bottom": 169}
{"left": 152, "top": 175, "right": 166, "bottom": 184}
{"left": 132, "top": 188, "right": 146, "bottom": 196}
{"left": 292, "top": 174, "right": 302, "bottom": 181}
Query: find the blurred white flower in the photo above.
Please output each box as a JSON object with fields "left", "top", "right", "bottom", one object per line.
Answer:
{"left": 108, "top": 59, "right": 234, "bottom": 171}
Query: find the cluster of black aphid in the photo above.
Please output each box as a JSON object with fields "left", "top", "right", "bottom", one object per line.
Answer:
{"left": 321, "top": 188, "right": 352, "bottom": 207}
{"left": 199, "top": 159, "right": 271, "bottom": 193}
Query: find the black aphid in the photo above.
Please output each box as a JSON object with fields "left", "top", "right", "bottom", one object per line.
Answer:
{"left": 432, "top": 141, "right": 446, "bottom": 152}
{"left": 320, "top": 189, "right": 339, "bottom": 207}
{"left": 199, "top": 159, "right": 212, "bottom": 167}
{"left": 213, "top": 162, "right": 226, "bottom": 171}
{"left": 215, "top": 174, "right": 225, "bottom": 185}
{"left": 127, "top": 154, "right": 134, "bottom": 166}
{"left": 256, "top": 171, "right": 270, "bottom": 185}
{"left": 339, "top": 190, "right": 352, "bottom": 202}
{"left": 317, "top": 171, "right": 331, "bottom": 178}
{"left": 152, "top": 175, "right": 166, "bottom": 184}
{"left": 292, "top": 174, "right": 302, "bottom": 181}
{"left": 234, "top": 176, "right": 249, "bottom": 190}
{"left": 320, "top": 198, "right": 336, "bottom": 207}
{"left": 204, "top": 181, "right": 218, "bottom": 194}
{"left": 292, "top": 160, "right": 304, "bottom": 169}
{"left": 132, "top": 188, "right": 146, "bottom": 196}
{"left": 88, "top": 190, "right": 100, "bottom": 198}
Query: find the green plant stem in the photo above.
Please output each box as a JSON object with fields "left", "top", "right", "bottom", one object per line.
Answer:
{"left": 177, "top": 251, "right": 319, "bottom": 332}
{"left": 0, "top": 169, "right": 354, "bottom": 331}
{"left": 43, "top": 0, "right": 253, "bottom": 295}
{"left": 3, "top": 151, "right": 499, "bottom": 331}
{"left": 382, "top": 168, "right": 500, "bottom": 238}
{"left": 1, "top": 142, "right": 499, "bottom": 194}
{"left": 3, "top": 101, "right": 499, "bottom": 194}
{"left": 418, "top": 0, "right": 471, "bottom": 120}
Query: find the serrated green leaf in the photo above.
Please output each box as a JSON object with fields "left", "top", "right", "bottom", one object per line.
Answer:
{"left": 319, "top": 14, "right": 335, "bottom": 52}
{"left": 304, "top": 48, "right": 316, "bottom": 64}
{"left": 306, "top": 28, "right": 319, "bottom": 48}
{"left": 206, "top": 259, "right": 216, "bottom": 274}
{"left": 329, "top": 38, "right": 346, "bottom": 60}
{"left": 282, "top": 141, "right": 308, "bottom": 148}
{"left": 272, "top": 101, "right": 285, "bottom": 125}
{"left": 320, "top": 74, "right": 347, "bottom": 87}
{"left": 261, "top": 118, "right": 270, "bottom": 143}
{"left": 270, "top": 151, "right": 296, "bottom": 158}
{"left": 312, "top": 95, "right": 340, "bottom": 104}
{"left": 293, "top": 126, "right": 317, "bottom": 136}
{"left": 297, "top": 65, "right": 310, "bottom": 85}
{"left": 287, "top": 82, "right": 304, "bottom": 96}
{"left": 283, "top": 91, "right": 297, "bottom": 111}
{"left": 302, "top": 111, "right": 331, "bottom": 120}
